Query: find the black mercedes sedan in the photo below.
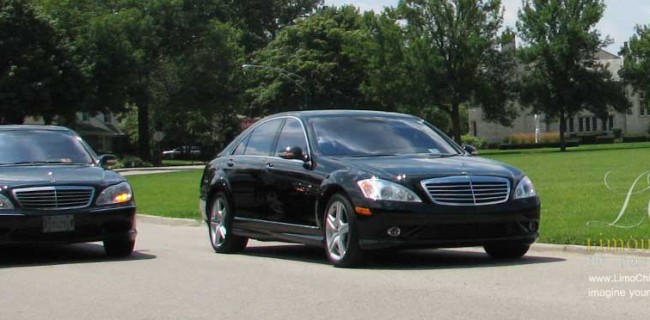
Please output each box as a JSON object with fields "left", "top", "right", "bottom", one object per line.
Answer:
{"left": 0, "top": 125, "right": 136, "bottom": 257}
{"left": 199, "top": 110, "right": 540, "bottom": 267}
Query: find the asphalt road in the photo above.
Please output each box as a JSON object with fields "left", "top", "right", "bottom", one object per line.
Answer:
{"left": 2, "top": 218, "right": 650, "bottom": 320}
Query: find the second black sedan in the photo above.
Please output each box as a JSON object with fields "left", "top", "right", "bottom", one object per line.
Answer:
{"left": 0, "top": 125, "right": 137, "bottom": 257}
{"left": 199, "top": 110, "right": 540, "bottom": 267}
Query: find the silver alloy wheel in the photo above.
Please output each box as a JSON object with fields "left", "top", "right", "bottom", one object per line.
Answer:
{"left": 210, "top": 197, "right": 227, "bottom": 248}
{"left": 325, "top": 200, "right": 351, "bottom": 262}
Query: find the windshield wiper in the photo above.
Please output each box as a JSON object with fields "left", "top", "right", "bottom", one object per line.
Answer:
{"left": 425, "top": 153, "right": 461, "bottom": 158}
{"left": 6, "top": 161, "right": 83, "bottom": 166}
{"left": 350, "top": 153, "right": 399, "bottom": 157}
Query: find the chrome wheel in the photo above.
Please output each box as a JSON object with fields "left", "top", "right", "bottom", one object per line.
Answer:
{"left": 208, "top": 193, "right": 248, "bottom": 253}
{"left": 325, "top": 199, "right": 351, "bottom": 262}
{"left": 209, "top": 197, "right": 228, "bottom": 248}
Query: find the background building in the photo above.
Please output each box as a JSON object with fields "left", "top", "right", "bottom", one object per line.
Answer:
{"left": 469, "top": 49, "right": 648, "bottom": 144}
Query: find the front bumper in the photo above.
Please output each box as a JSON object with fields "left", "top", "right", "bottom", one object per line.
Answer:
{"left": 0, "top": 205, "right": 137, "bottom": 245}
{"left": 355, "top": 197, "right": 540, "bottom": 250}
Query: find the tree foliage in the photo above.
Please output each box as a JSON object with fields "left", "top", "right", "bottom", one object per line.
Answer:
{"left": 4, "top": 0, "right": 643, "bottom": 157}
{"left": 360, "top": 9, "right": 412, "bottom": 112}
{"left": 224, "top": 0, "right": 322, "bottom": 52}
{"left": 396, "top": 0, "right": 517, "bottom": 143}
{"left": 0, "top": 0, "right": 84, "bottom": 124}
{"left": 245, "top": 5, "right": 373, "bottom": 115}
{"left": 517, "top": 0, "right": 630, "bottom": 151}
{"left": 620, "top": 24, "right": 650, "bottom": 107}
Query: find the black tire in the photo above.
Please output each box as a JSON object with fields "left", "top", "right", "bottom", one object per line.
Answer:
{"left": 484, "top": 242, "right": 530, "bottom": 259}
{"left": 208, "top": 192, "right": 248, "bottom": 253}
{"left": 104, "top": 239, "right": 135, "bottom": 257}
{"left": 323, "top": 194, "right": 364, "bottom": 267}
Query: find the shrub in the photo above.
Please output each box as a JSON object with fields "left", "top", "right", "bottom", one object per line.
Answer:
{"left": 622, "top": 135, "right": 648, "bottom": 143}
{"left": 461, "top": 134, "right": 487, "bottom": 148}
{"left": 503, "top": 132, "right": 560, "bottom": 145}
{"left": 113, "top": 155, "right": 153, "bottom": 169}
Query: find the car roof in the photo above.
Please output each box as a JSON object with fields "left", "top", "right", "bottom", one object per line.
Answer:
{"left": 0, "top": 125, "right": 73, "bottom": 132}
{"left": 265, "top": 109, "right": 418, "bottom": 121}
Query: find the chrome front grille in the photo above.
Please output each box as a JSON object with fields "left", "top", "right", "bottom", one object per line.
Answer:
{"left": 12, "top": 186, "right": 95, "bottom": 210}
{"left": 421, "top": 176, "right": 510, "bottom": 206}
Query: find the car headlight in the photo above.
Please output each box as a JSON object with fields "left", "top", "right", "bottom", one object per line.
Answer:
{"left": 514, "top": 176, "right": 537, "bottom": 199}
{"left": 96, "top": 182, "right": 134, "bottom": 205}
{"left": 357, "top": 178, "right": 421, "bottom": 202}
{"left": 0, "top": 193, "right": 14, "bottom": 209}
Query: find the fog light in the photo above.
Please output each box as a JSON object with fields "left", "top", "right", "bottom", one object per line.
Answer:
{"left": 387, "top": 227, "right": 401, "bottom": 237}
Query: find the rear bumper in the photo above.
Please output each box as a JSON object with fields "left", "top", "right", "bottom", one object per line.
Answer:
{"left": 355, "top": 198, "right": 540, "bottom": 250}
{"left": 0, "top": 206, "right": 136, "bottom": 245}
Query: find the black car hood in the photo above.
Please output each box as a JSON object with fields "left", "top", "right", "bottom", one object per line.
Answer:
{"left": 333, "top": 155, "right": 521, "bottom": 180}
{"left": 0, "top": 165, "right": 124, "bottom": 187}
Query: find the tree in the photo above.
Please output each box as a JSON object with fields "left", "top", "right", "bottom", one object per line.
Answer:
{"left": 397, "top": 0, "right": 517, "bottom": 143}
{"left": 517, "top": 0, "right": 630, "bottom": 151}
{"left": 0, "top": 0, "right": 85, "bottom": 124}
{"left": 360, "top": 9, "right": 412, "bottom": 112}
{"left": 620, "top": 25, "right": 650, "bottom": 110}
{"left": 224, "top": 0, "right": 322, "bottom": 52}
{"left": 245, "top": 5, "right": 373, "bottom": 115}
{"left": 153, "top": 20, "right": 245, "bottom": 151}
{"left": 85, "top": 5, "right": 160, "bottom": 160}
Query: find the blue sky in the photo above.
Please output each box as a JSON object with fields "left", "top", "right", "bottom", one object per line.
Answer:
{"left": 324, "top": 0, "right": 650, "bottom": 55}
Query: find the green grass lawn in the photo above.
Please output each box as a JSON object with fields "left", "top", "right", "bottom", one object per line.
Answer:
{"left": 484, "top": 143, "right": 650, "bottom": 246}
{"left": 127, "top": 142, "right": 650, "bottom": 247}
{"left": 126, "top": 170, "right": 203, "bottom": 219}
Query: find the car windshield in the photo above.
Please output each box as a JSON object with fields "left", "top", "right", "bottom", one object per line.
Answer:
{"left": 310, "top": 116, "right": 461, "bottom": 157}
{"left": 0, "top": 130, "right": 94, "bottom": 165}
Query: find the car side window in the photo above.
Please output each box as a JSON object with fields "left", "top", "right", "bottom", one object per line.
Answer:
{"left": 231, "top": 135, "right": 249, "bottom": 156}
{"left": 243, "top": 119, "right": 282, "bottom": 156}
{"left": 275, "top": 119, "right": 308, "bottom": 156}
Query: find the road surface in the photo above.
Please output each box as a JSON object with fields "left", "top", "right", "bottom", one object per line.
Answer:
{"left": 1, "top": 218, "right": 649, "bottom": 320}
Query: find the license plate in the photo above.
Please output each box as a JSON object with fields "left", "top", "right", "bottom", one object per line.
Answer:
{"left": 43, "top": 215, "right": 75, "bottom": 233}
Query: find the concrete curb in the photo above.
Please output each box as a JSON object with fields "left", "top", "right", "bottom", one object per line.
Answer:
{"left": 530, "top": 242, "right": 650, "bottom": 258}
{"left": 135, "top": 214, "right": 650, "bottom": 258}
{"left": 137, "top": 214, "right": 204, "bottom": 227}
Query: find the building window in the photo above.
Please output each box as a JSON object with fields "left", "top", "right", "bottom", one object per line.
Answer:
{"left": 585, "top": 117, "right": 591, "bottom": 132}
{"left": 608, "top": 115, "right": 614, "bottom": 131}
{"left": 592, "top": 117, "right": 598, "bottom": 131}
{"left": 81, "top": 112, "right": 90, "bottom": 121}
{"left": 471, "top": 121, "right": 477, "bottom": 136}
{"left": 103, "top": 112, "right": 111, "bottom": 124}
{"left": 569, "top": 117, "right": 574, "bottom": 132}
{"left": 578, "top": 117, "right": 584, "bottom": 132}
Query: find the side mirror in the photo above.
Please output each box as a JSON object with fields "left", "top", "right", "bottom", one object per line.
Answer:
{"left": 462, "top": 144, "right": 478, "bottom": 156}
{"left": 279, "top": 146, "right": 307, "bottom": 161}
{"left": 98, "top": 154, "right": 118, "bottom": 168}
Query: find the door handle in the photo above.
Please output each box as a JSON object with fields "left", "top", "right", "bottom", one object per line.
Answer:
{"left": 265, "top": 162, "right": 274, "bottom": 168}
{"left": 227, "top": 159, "right": 234, "bottom": 167}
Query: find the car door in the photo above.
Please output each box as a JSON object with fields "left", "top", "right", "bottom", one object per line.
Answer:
{"left": 261, "top": 118, "right": 321, "bottom": 226}
{"left": 225, "top": 119, "right": 283, "bottom": 220}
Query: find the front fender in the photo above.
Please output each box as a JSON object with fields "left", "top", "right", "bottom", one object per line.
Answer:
{"left": 317, "top": 169, "right": 372, "bottom": 222}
